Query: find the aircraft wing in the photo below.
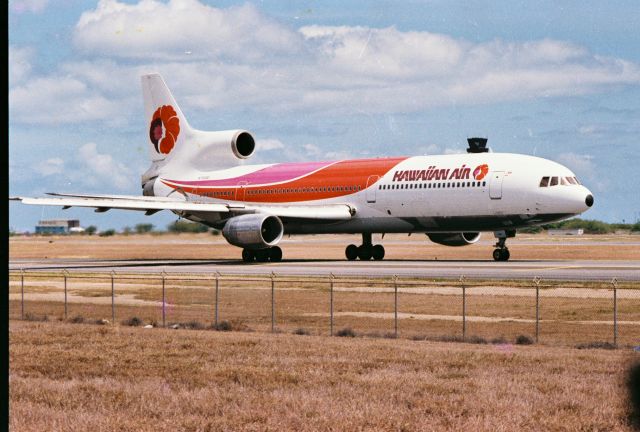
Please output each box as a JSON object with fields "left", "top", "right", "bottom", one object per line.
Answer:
{"left": 10, "top": 193, "right": 355, "bottom": 220}
{"left": 10, "top": 194, "right": 232, "bottom": 214}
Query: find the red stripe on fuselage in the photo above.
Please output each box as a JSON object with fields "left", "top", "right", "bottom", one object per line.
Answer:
{"left": 160, "top": 157, "right": 408, "bottom": 203}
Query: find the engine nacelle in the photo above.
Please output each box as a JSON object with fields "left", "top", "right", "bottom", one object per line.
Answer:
{"left": 230, "top": 130, "right": 256, "bottom": 159}
{"left": 222, "top": 214, "right": 284, "bottom": 250}
{"left": 186, "top": 129, "right": 256, "bottom": 170}
{"left": 427, "top": 232, "right": 481, "bottom": 247}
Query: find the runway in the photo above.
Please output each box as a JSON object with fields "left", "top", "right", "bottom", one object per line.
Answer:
{"left": 9, "top": 258, "right": 640, "bottom": 281}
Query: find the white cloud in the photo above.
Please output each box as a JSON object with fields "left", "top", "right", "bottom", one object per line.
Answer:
{"left": 9, "top": 46, "right": 33, "bottom": 85}
{"left": 10, "top": 0, "right": 50, "bottom": 13}
{"left": 77, "top": 142, "right": 134, "bottom": 190}
{"left": 557, "top": 152, "right": 596, "bottom": 175}
{"left": 9, "top": 0, "right": 640, "bottom": 126}
{"left": 301, "top": 25, "right": 464, "bottom": 79}
{"left": 35, "top": 158, "right": 65, "bottom": 176}
{"left": 9, "top": 76, "right": 123, "bottom": 124}
{"left": 74, "top": 0, "right": 303, "bottom": 62}
{"left": 418, "top": 144, "right": 441, "bottom": 155}
{"left": 556, "top": 152, "right": 609, "bottom": 192}
{"left": 257, "top": 138, "right": 285, "bottom": 151}
{"left": 302, "top": 143, "right": 321, "bottom": 157}
{"left": 444, "top": 148, "right": 465, "bottom": 155}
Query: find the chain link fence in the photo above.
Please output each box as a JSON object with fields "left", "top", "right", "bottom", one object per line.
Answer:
{"left": 8, "top": 270, "right": 640, "bottom": 348}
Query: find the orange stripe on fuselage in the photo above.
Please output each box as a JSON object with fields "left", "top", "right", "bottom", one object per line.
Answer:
{"left": 162, "top": 157, "right": 407, "bottom": 203}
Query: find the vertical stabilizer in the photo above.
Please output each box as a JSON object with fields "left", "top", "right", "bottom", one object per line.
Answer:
{"left": 141, "top": 73, "right": 192, "bottom": 162}
{"left": 140, "top": 73, "right": 256, "bottom": 187}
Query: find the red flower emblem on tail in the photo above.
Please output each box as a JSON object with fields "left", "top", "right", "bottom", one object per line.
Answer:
{"left": 473, "top": 164, "right": 489, "bottom": 181}
{"left": 149, "top": 105, "right": 180, "bottom": 154}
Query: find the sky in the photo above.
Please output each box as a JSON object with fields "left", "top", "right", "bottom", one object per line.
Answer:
{"left": 9, "top": 0, "right": 640, "bottom": 232}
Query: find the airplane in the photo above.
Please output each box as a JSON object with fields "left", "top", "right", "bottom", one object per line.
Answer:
{"left": 11, "top": 73, "right": 594, "bottom": 262}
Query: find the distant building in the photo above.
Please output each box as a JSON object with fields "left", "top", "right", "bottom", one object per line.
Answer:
{"left": 35, "top": 219, "right": 81, "bottom": 235}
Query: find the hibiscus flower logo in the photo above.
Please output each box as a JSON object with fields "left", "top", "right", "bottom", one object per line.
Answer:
{"left": 473, "top": 164, "right": 489, "bottom": 181}
{"left": 149, "top": 105, "right": 180, "bottom": 154}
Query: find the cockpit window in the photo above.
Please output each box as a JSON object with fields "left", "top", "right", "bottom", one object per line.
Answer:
{"left": 573, "top": 176, "right": 581, "bottom": 185}
{"left": 550, "top": 176, "right": 559, "bottom": 186}
{"left": 565, "top": 176, "right": 577, "bottom": 185}
{"left": 539, "top": 176, "right": 550, "bottom": 187}
{"left": 560, "top": 177, "right": 570, "bottom": 186}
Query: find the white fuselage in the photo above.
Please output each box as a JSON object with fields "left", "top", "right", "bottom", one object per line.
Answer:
{"left": 153, "top": 152, "right": 593, "bottom": 234}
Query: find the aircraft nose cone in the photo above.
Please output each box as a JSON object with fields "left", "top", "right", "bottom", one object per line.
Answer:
{"left": 585, "top": 194, "right": 594, "bottom": 207}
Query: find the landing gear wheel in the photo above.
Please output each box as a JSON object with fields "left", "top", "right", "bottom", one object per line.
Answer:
{"left": 502, "top": 248, "right": 510, "bottom": 261}
{"left": 502, "top": 248, "right": 511, "bottom": 261}
{"left": 372, "top": 244, "right": 385, "bottom": 261}
{"left": 493, "top": 248, "right": 510, "bottom": 262}
{"left": 255, "top": 249, "right": 270, "bottom": 262}
{"left": 358, "top": 245, "right": 373, "bottom": 261}
{"left": 493, "top": 230, "right": 515, "bottom": 262}
{"left": 242, "top": 249, "right": 255, "bottom": 263}
{"left": 269, "top": 246, "right": 283, "bottom": 262}
{"left": 345, "top": 244, "right": 358, "bottom": 261}
{"left": 492, "top": 249, "right": 501, "bottom": 261}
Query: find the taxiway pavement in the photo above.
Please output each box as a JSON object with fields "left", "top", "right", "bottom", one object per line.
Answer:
{"left": 9, "top": 258, "right": 640, "bottom": 281}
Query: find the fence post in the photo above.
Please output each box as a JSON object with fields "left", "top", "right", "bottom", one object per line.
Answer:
{"left": 271, "top": 272, "right": 276, "bottom": 333}
{"left": 214, "top": 271, "right": 220, "bottom": 327}
{"left": 21, "top": 269, "right": 25, "bottom": 320}
{"left": 534, "top": 276, "right": 541, "bottom": 343}
{"left": 161, "top": 271, "right": 166, "bottom": 328}
{"left": 111, "top": 270, "right": 116, "bottom": 325}
{"left": 611, "top": 278, "right": 618, "bottom": 347}
{"left": 330, "top": 273, "right": 334, "bottom": 336}
{"left": 63, "top": 270, "right": 68, "bottom": 320}
{"left": 394, "top": 275, "right": 398, "bottom": 338}
{"left": 460, "top": 275, "right": 466, "bottom": 341}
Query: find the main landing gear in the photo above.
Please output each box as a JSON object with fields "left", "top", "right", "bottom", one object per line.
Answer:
{"left": 242, "top": 246, "right": 282, "bottom": 263}
{"left": 493, "top": 230, "right": 515, "bottom": 262}
{"left": 345, "top": 233, "right": 385, "bottom": 261}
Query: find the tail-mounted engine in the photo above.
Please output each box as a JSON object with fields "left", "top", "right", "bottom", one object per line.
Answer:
{"left": 231, "top": 131, "right": 256, "bottom": 159}
{"left": 427, "top": 232, "right": 481, "bottom": 247}
{"left": 186, "top": 129, "right": 256, "bottom": 170}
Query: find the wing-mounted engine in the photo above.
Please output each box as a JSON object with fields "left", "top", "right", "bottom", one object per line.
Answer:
{"left": 222, "top": 214, "right": 284, "bottom": 250}
{"left": 427, "top": 232, "right": 481, "bottom": 247}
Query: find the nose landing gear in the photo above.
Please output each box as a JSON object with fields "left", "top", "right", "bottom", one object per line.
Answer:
{"left": 493, "top": 230, "right": 515, "bottom": 262}
{"left": 346, "top": 233, "right": 385, "bottom": 261}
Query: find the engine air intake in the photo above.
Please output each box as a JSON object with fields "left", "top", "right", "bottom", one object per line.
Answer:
{"left": 232, "top": 131, "right": 256, "bottom": 159}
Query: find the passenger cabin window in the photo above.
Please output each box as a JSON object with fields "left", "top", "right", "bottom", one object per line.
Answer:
{"left": 539, "top": 177, "right": 550, "bottom": 187}
{"left": 550, "top": 176, "right": 559, "bottom": 186}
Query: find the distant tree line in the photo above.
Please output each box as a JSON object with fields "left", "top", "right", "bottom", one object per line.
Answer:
{"left": 13, "top": 218, "right": 639, "bottom": 236}
{"left": 167, "top": 220, "right": 211, "bottom": 233}
{"left": 521, "top": 219, "right": 640, "bottom": 234}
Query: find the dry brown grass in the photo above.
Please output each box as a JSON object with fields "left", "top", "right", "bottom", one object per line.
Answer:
{"left": 8, "top": 273, "right": 640, "bottom": 347}
{"left": 9, "top": 320, "right": 639, "bottom": 431}
{"left": 8, "top": 234, "right": 640, "bottom": 429}
{"left": 9, "top": 232, "right": 640, "bottom": 261}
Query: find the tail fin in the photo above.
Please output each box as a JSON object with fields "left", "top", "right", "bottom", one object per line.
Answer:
{"left": 141, "top": 73, "right": 256, "bottom": 177}
{"left": 141, "top": 73, "right": 192, "bottom": 163}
